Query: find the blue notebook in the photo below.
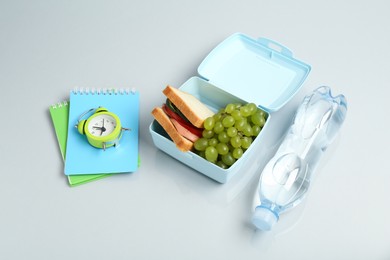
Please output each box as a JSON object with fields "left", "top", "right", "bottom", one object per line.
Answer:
{"left": 65, "top": 88, "right": 139, "bottom": 175}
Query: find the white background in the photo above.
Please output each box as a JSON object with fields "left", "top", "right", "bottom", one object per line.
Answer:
{"left": 1, "top": 0, "right": 389, "bottom": 259}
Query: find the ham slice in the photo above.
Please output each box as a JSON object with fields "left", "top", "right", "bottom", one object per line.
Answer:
{"left": 170, "top": 118, "right": 200, "bottom": 142}
{"left": 162, "top": 104, "right": 203, "bottom": 137}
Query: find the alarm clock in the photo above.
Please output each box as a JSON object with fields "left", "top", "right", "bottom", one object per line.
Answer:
{"left": 76, "top": 107, "right": 130, "bottom": 150}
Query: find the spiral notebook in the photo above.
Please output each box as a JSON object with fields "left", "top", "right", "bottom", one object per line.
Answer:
{"left": 65, "top": 88, "right": 140, "bottom": 175}
{"left": 49, "top": 101, "right": 111, "bottom": 186}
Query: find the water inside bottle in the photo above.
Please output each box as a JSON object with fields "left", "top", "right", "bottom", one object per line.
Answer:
{"left": 252, "top": 86, "right": 348, "bottom": 230}
{"left": 261, "top": 153, "right": 309, "bottom": 207}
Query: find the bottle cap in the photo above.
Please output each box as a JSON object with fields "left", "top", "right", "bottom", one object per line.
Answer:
{"left": 252, "top": 206, "right": 279, "bottom": 231}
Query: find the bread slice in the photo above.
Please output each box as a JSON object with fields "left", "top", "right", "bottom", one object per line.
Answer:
{"left": 151, "top": 107, "right": 193, "bottom": 152}
{"left": 163, "top": 85, "right": 214, "bottom": 128}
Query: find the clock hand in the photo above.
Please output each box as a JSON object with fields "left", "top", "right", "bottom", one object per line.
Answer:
{"left": 100, "top": 121, "right": 104, "bottom": 136}
{"left": 100, "top": 119, "right": 107, "bottom": 133}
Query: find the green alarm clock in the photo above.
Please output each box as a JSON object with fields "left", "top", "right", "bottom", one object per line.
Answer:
{"left": 76, "top": 107, "right": 130, "bottom": 150}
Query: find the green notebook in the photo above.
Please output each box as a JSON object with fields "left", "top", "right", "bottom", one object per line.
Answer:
{"left": 49, "top": 101, "right": 110, "bottom": 186}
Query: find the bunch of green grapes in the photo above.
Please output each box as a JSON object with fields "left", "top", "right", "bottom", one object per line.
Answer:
{"left": 193, "top": 102, "right": 267, "bottom": 169}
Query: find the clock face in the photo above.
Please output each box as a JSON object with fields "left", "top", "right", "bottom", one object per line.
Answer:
{"left": 87, "top": 114, "right": 117, "bottom": 137}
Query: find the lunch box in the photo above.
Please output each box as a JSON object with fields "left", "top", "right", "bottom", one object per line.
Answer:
{"left": 149, "top": 33, "right": 311, "bottom": 183}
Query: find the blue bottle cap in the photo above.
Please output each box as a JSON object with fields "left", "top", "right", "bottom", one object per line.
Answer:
{"left": 252, "top": 206, "right": 279, "bottom": 231}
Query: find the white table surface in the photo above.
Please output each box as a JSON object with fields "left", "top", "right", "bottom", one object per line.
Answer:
{"left": 1, "top": 0, "right": 389, "bottom": 259}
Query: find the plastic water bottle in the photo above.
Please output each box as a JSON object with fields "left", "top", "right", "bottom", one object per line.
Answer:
{"left": 252, "top": 86, "right": 347, "bottom": 231}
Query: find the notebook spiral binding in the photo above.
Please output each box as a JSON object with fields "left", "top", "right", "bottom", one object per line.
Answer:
{"left": 51, "top": 101, "right": 69, "bottom": 109}
{"left": 72, "top": 87, "right": 137, "bottom": 95}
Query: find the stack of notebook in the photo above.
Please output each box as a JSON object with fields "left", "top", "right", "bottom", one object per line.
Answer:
{"left": 49, "top": 88, "right": 140, "bottom": 186}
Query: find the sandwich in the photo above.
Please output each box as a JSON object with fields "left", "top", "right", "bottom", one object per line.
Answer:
{"left": 152, "top": 85, "right": 215, "bottom": 152}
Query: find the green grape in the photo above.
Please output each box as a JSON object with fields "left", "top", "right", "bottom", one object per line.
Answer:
{"left": 225, "top": 103, "right": 236, "bottom": 114}
{"left": 216, "top": 161, "right": 228, "bottom": 169}
{"left": 241, "top": 136, "right": 252, "bottom": 149}
{"left": 242, "top": 123, "right": 253, "bottom": 137}
{"left": 202, "top": 129, "right": 214, "bottom": 138}
{"left": 205, "top": 146, "right": 218, "bottom": 163}
{"left": 208, "top": 138, "right": 218, "bottom": 147}
{"left": 247, "top": 103, "right": 258, "bottom": 115}
{"left": 258, "top": 109, "right": 267, "bottom": 119}
{"left": 234, "top": 103, "right": 242, "bottom": 109}
{"left": 213, "top": 121, "right": 224, "bottom": 134}
{"left": 230, "top": 136, "right": 242, "bottom": 148}
{"left": 251, "top": 112, "right": 266, "bottom": 127}
{"left": 235, "top": 118, "right": 246, "bottom": 131}
{"left": 227, "top": 127, "right": 237, "bottom": 137}
{"left": 240, "top": 105, "right": 251, "bottom": 117}
{"left": 213, "top": 112, "right": 222, "bottom": 122}
{"left": 194, "top": 138, "right": 208, "bottom": 151}
{"left": 258, "top": 116, "right": 265, "bottom": 127}
{"left": 232, "top": 148, "right": 243, "bottom": 159}
{"left": 221, "top": 152, "right": 236, "bottom": 166}
{"left": 231, "top": 110, "right": 242, "bottom": 120}
{"left": 216, "top": 143, "right": 229, "bottom": 155}
{"left": 250, "top": 112, "right": 261, "bottom": 125}
{"left": 222, "top": 115, "right": 235, "bottom": 128}
{"left": 252, "top": 125, "right": 261, "bottom": 136}
{"left": 218, "top": 131, "right": 230, "bottom": 143}
{"left": 204, "top": 117, "right": 215, "bottom": 130}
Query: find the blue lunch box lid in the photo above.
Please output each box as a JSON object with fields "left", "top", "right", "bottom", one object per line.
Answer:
{"left": 198, "top": 33, "right": 311, "bottom": 112}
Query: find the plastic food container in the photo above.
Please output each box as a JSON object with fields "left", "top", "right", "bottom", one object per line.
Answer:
{"left": 149, "top": 33, "right": 311, "bottom": 183}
